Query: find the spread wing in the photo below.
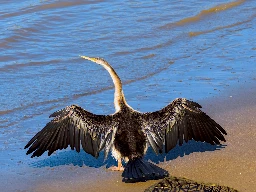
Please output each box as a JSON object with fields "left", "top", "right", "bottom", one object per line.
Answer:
{"left": 25, "top": 105, "right": 117, "bottom": 159}
{"left": 140, "top": 98, "right": 227, "bottom": 154}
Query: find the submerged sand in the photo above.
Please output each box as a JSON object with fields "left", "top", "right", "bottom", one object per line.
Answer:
{"left": 1, "top": 82, "right": 256, "bottom": 192}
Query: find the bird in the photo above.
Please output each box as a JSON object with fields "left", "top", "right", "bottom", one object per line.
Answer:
{"left": 25, "top": 56, "right": 227, "bottom": 183}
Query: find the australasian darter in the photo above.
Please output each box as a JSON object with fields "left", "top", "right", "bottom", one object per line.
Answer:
{"left": 25, "top": 56, "right": 227, "bottom": 183}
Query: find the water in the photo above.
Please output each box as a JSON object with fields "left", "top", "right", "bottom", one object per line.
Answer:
{"left": 0, "top": 0, "right": 255, "bottom": 189}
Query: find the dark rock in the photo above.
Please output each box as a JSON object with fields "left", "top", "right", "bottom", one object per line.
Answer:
{"left": 145, "top": 176, "right": 239, "bottom": 192}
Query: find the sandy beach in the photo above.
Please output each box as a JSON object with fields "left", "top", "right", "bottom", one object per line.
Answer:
{"left": 1, "top": 81, "right": 255, "bottom": 192}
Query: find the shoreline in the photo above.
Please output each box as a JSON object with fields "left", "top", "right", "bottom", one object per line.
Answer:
{"left": 1, "top": 80, "right": 256, "bottom": 192}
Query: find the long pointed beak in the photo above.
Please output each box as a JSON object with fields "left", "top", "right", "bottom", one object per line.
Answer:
{"left": 80, "top": 55, "right": 96, "bottom": 62}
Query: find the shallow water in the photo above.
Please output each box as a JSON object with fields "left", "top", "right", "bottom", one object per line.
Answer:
{"left": 0, "top": 0, "right": 256, "bottom": 190}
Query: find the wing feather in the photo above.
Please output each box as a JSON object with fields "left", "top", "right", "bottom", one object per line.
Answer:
{"left": 85, "top": 132, "right": 93, "bottom": 156}
{"left": 147, "top": 131, "right": 159, "bottom": 154}
{"left": 80, "top": 128, "right": 86, "bottom": 151}
{"left": 141, "top": 98, "right": 227, "bottom": 154}
{"left": 193, "top": 114, "right": 212, "bottom": 144}
{"left": 169, "top": 122, "right": 178, "bottom": 150}
{"left": 74, "top": 124, "right": 80, "bottom": 152}
{"left": 63, "top": 122, "right": 69, "bottom": 149}
{"left": 178, "top": 121, "right": 184, "bottom": 146}
{"left": 69, "top": 122, "right": 75, "bottom": 150}
{"left": 103, "top": 131, "right": 114, "bottom": 159}
{"left": 189, "top": 116, "right": 200, "bottom": 141}
{"left": 186, "top": 117, "right": 193, "bottom": 141}
{"left": 205, "top": 120, "right": 226, "bottom": 141}
{"left": 183, "top": 117, "right": 189, "bottom": 143}
{"left": 25, "top": 105, "right": 117, "bottom": 158}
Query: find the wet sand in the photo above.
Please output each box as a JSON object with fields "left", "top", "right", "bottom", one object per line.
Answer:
{"left": 1, "top": 81, "right": 255, "bottom": 192}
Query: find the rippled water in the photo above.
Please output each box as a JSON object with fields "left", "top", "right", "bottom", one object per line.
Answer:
{"left": 0, "top": 0, "right": 255, "bottom": 188}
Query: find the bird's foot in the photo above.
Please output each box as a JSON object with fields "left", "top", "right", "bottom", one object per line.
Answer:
{"left": 108, "top": 165, "right": 124, "bottom": 171}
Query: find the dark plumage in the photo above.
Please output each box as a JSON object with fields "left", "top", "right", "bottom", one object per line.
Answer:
{"left": 25, "top": 56, "right": 227, "bottom": 183}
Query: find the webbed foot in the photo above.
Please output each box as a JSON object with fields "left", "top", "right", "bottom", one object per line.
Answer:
{"left": 108, "top": 158, "right": 124, "bottom": 171}
{"left": 108, "top": 165, "right": 124, "bottom": 171}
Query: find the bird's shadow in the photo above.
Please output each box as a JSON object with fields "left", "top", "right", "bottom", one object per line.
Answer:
{"left": 144, "top": 141, "right": 226, "bottom": 163}
{"left": 30, "top": 140, "right": 226, "bottom": 168}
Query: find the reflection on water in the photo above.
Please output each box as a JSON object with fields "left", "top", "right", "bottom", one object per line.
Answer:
{"left": 160, "top": 0, "right": 246, "bottom": 28}
{"left": 189, "top": 13, "right": 256, "bottom": 37}
{"left": 0, "top": 0, "right": 255, "bottom": 188}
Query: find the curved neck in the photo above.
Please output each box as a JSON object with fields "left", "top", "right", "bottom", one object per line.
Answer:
{"left": 100, "top": 62, "right": 127, "bottom": 112}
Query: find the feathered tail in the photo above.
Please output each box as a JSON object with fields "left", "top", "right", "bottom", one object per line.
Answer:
{"left": 122, "top": 158, "right": 169, "bottom": 183}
